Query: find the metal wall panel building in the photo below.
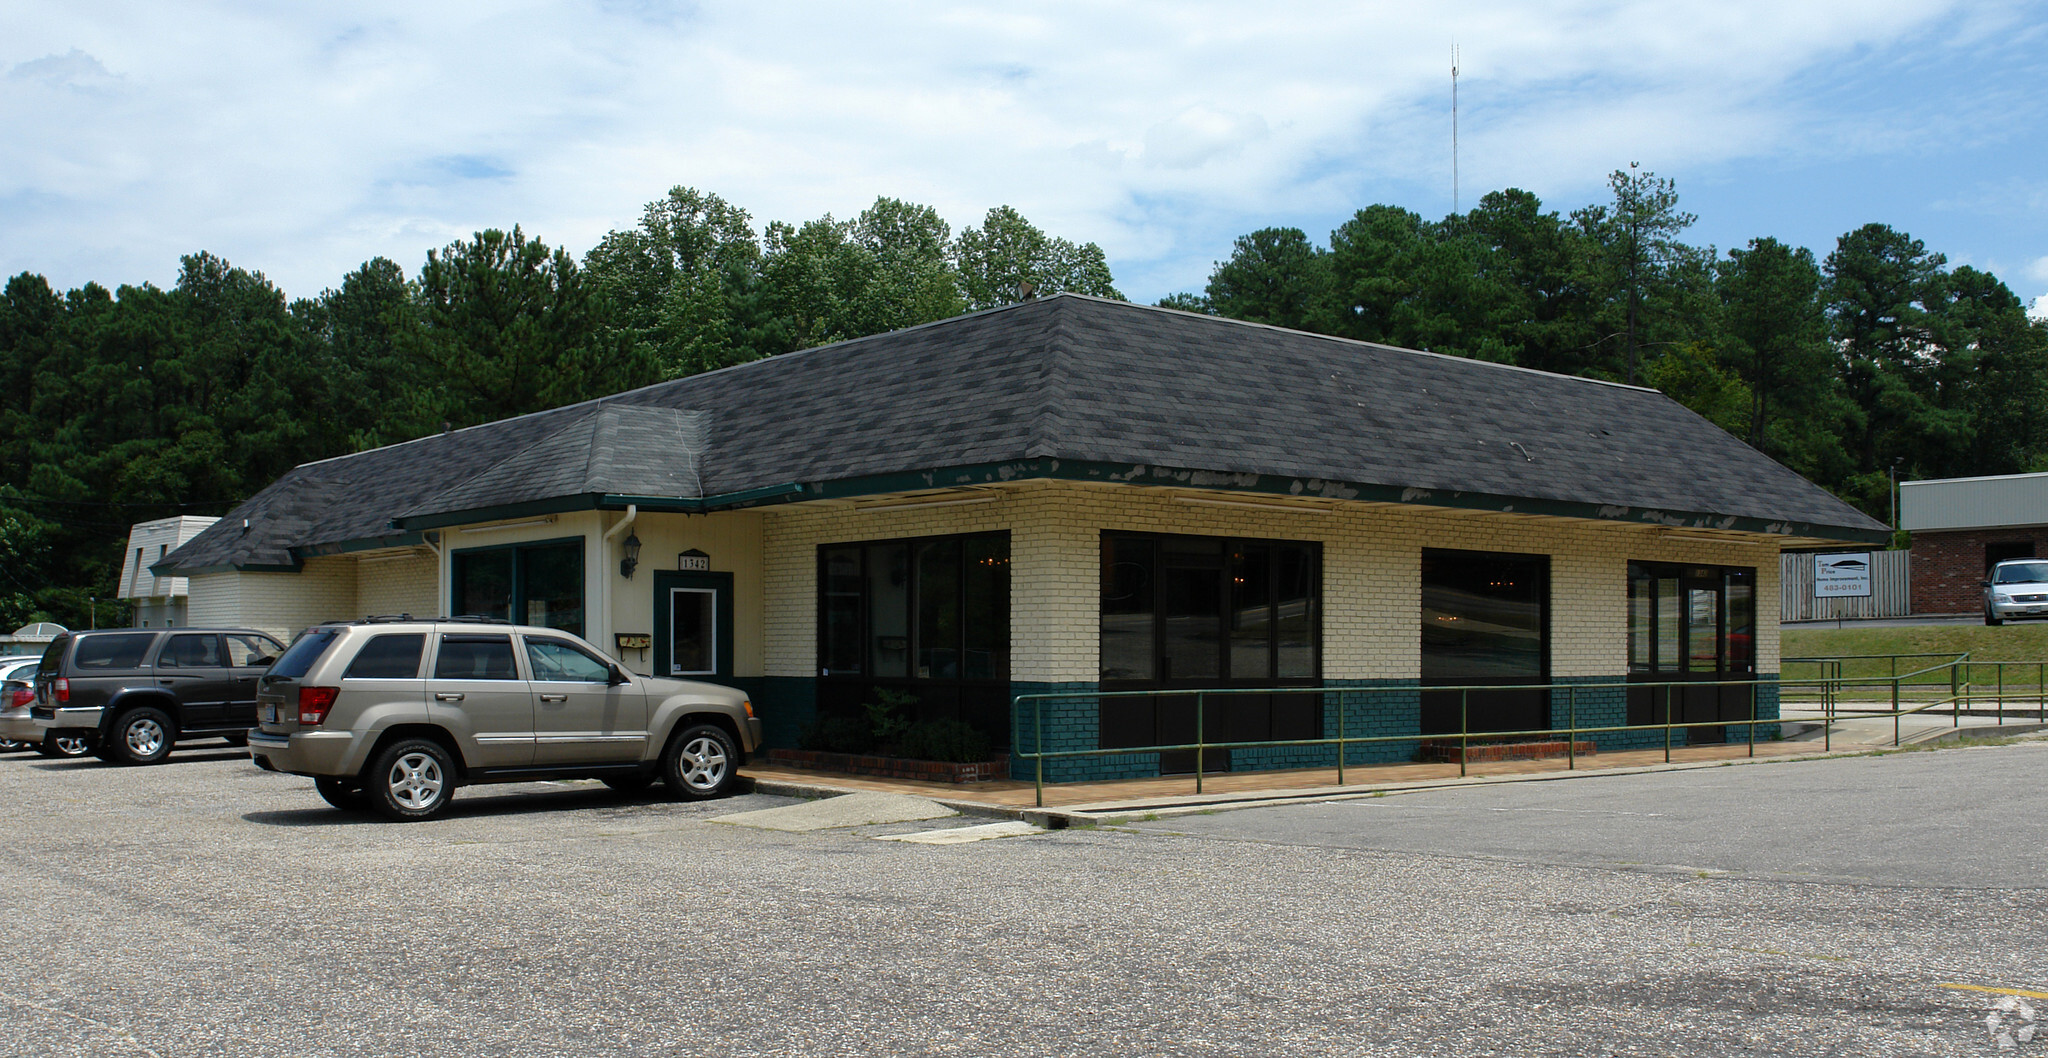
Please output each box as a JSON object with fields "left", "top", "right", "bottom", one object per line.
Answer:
{"left": 1901, "top": 472, "right": 2048, "bottom": 532}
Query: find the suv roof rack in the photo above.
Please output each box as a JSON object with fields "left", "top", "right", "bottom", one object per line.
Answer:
{"left": 347, "top": 614, "right": 513, "bottom": 625}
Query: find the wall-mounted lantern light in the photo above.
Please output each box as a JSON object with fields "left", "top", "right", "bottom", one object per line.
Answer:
{"left": 620, "top": 532, "right": 642, "bottom": 579}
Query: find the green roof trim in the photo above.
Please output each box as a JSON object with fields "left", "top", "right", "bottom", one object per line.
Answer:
{"left": 294, "top": 531, "right": 429, "bottom": 559}
{"left": 391, "top": 482, "right": 810, "bottom": 532}
{"left": 148, "top": 560, "right": 304, "bottom": 577}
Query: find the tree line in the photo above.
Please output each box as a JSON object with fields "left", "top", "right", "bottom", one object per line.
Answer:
{"left": 1, "top": 172, "right": 2042, "bottom": 628}
{"left": 0, "top": 192, "right": 1119, "bottom": 626}
{"left": 1162, "top": 167, "right": 2048, "bottom": 526}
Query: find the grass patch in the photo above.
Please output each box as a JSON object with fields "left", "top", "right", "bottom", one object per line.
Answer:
{"left": 1782, "top": 625, "right": 2048, "bottom": 697}
{"left": 1783, "top": 624, "right": 2048, "bottom": 665}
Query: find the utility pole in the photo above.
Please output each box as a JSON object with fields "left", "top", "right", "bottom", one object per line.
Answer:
{"left": 1451, "top": 44, "right": 1460, "bottom": 216}
{"left": 1890, "top": 458, "right": 1904, "bottom": 532}
{"left": 1624, "top": 161, "right": 1640, "bottom": 387}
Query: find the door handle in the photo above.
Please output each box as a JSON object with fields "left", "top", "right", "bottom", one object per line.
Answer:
{"left": 160, "top": 679, "right": 177, "bottom": 685}
{"left": 434, "top": 692, "right": 465, "bottom": 702}
{"left": 538, "top": 694, "right": 568, "bottom": 703}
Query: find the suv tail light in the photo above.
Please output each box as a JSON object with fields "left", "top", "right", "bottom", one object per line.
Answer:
{"left": 53, "top": 678, "right": 68, "bottom": 703}
{"left": 298, "top": 686, "right": 340, "bottom": 726}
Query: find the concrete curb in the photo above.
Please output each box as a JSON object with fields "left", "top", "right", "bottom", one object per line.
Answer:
{"left": 740, "top": 731, "right": 2048, "bottom": 831}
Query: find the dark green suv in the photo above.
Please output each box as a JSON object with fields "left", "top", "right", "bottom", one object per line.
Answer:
{"left": 28, "top": 628, "right": 285, "bottom": 763}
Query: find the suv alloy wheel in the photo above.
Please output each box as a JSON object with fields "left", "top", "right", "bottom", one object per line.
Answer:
{"left": 109, "top": 706, "right": 176, "bottom": 765}
{"left": 37, "top": 731, "right": 92, "bottom": 758}
{"left": 663, "top": 723, "right": 737, "bottom": 800}
{"left": 368, "top": 738, "right": 455, "bottom": 821}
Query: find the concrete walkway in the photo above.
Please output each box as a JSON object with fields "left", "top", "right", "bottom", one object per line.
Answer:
{"left": 739, "top": 707, "right": 2048, "bottom": 827}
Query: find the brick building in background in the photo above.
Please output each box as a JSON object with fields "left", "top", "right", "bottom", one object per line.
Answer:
{"left": 1902, "top": 472, "right": 2048, "bottom": 616}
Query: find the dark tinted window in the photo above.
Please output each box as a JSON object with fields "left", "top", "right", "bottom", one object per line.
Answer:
{"left": 1421, "top": 549, "right": 1547, "bottom": 681}
{"left": 344, "top": 634, "right": 426, "bottom": 680}
{"left": 72, "top": 633, "right": 156, "bottom": 670}
{"left": 434, "top": 635, "right": 518, "bottom": 680}
{"left": 37, "top": 637, "right": 68, "bottom": 678}
{"left": 156, "top": 634, "right": 223, "bottom": 669}
{"left": 225, "top": 634, "right": 283, "bottom": 667}
{"left": 269, "top": 629, "right": 342, "bottom": 679}
{"left": 1993, "top": 562, "right": 2048, "bottom": 584}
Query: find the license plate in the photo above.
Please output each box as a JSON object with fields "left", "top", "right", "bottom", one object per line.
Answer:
{"left": 261, "top": 704, "right": 278, "bottom": 723}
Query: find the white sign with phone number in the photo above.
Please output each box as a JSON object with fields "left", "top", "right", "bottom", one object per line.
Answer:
{"left": 1813, "top": 553, "right": 1872, "bottom": 598}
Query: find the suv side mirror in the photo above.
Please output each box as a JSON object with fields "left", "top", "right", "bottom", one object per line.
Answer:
{"left": 1982, "top": 580, "right": 1993, "bottom": 588}
{"left": 609, "top": 666, "right": 631, "bottom": 686}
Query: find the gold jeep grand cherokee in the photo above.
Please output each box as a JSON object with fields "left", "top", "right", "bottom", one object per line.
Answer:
{"left": 248, "top": 616, "right": 762, "bottom": 820}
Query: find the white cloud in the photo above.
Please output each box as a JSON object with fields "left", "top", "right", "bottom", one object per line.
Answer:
{"left": 0, "top": 0, "right": 2038, "bottom": 304}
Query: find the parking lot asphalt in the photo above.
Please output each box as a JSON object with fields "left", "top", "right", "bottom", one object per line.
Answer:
{"left": 3, "top": 741, "right": 2046, "bottom": 1056}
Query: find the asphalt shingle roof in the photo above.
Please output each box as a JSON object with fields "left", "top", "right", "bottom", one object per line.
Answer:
{"left": 162, "top": 294, "right": 1886, "bottom": 573}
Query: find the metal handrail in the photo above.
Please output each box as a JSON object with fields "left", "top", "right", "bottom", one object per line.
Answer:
{"left": 1009, "top": 658, "right": 2047, "bottom": 807}
{"left": 1013, "top": 676, "right": 1797, "bottom": 808}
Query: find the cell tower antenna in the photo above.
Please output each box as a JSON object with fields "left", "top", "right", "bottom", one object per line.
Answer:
{"left": 1451, "top": 44, "right": 1461, "bottom": 216}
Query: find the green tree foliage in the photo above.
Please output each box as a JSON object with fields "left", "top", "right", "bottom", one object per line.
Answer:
{"left": 400, "top": 227, "right": 650, "bottom": 435}
{"left": 1201, "top": 227, "right": 1336, "bottom": 332}
{"left": 0, "top": 186, "right": 1123, "bottom": 614}
{"left": 1170, "top": 173, "right": 2048, "bottom": 522}
{"left": 1461, "top": 189, "right": 1600, "bottom": 377}
{"left": 1573, "top": 165, "right": 1701, "bottom": 385}
{"left": 952, "top": 205, "right": 1121, "bottom": 311}
{"left": 1328, "top": 206, "right": 1512, "bottom": 362}
{"left": 584, "top": 187, "right": 768, "bottom": 379}
{"left": 294, "top": 257, "right": 413, "bottom": 452}
{"left": 0, "top": 255, "right": 321, "bottom": 626}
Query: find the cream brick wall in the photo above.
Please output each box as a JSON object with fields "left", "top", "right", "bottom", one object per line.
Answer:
{"left": 355, "top": 549, "right": 440, "bottom": 619}
{"left": 602, "top": 509, "right": 767, "bottom": 674}
{"left": 762, "top": 481, "right": 1784, "bottom": 683}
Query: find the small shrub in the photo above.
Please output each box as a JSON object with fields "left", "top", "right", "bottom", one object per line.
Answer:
{"left": 798, "top": 715, "right": 875, "bottom": 755}
{"left": 894, "top": 718, "right": 993, "bottom": 764}
{"left": 864, "top": 687, "right": 918, "bottom": 745}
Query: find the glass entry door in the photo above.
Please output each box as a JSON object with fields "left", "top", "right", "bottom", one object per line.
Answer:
{"left": 1628, "top": 563, "right": 1756, "bottom": 742}
{"left": 654, "top": 570, "right": 734, "bottom": 682}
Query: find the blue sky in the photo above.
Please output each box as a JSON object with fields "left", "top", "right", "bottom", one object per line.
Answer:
{"left": 3, "top": 1, "right": 2044, "bottom": 314}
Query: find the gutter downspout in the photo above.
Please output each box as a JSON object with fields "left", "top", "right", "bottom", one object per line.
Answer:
{"left": 600, "top": 506, "right": 638, "bottom": 662}
{"left": 423, "top": 532, "right": 446, "bottom": 618}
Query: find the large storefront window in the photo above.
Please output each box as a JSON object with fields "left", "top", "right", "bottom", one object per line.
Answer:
{"left": 452, "top": 539, "right": 585, "bottom": 637}
{"left": 817, "top": 533, "right": 1010, "bottom": 743}
{"left": 1627, "top": 562, "right": 1756, "bottom": 740}
{"left": 1099, "top": 532, "right": 1321, "bottom": 771}
{"left": 1420, "top": 548, "right": 1549, "bottom": 735}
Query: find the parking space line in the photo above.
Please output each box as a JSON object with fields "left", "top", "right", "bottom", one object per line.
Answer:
{"left": 1941, "top": 983, "right": 2048, "bottom": 1000}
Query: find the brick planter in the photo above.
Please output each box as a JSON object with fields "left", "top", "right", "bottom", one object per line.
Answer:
{"left": 1417, "top": 739, "right": 1596, "bottom": 764}
{"left": 766, "top": 748, "right": 1010, "bottom": 784}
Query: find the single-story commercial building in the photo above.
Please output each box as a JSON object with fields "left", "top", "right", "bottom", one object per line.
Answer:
{"left": 157, "top": 295, "right": 1887, "bottom": 780}
{"left": 1902, "top": 472, "right": 2048, "bottom": 615}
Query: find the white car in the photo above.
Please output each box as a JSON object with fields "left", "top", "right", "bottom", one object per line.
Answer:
{"left": 1984, "top": 560, "right": 2048, "bottom": 625}
{"left": 0, "top": 657, "right": 47, "bottom": 752}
